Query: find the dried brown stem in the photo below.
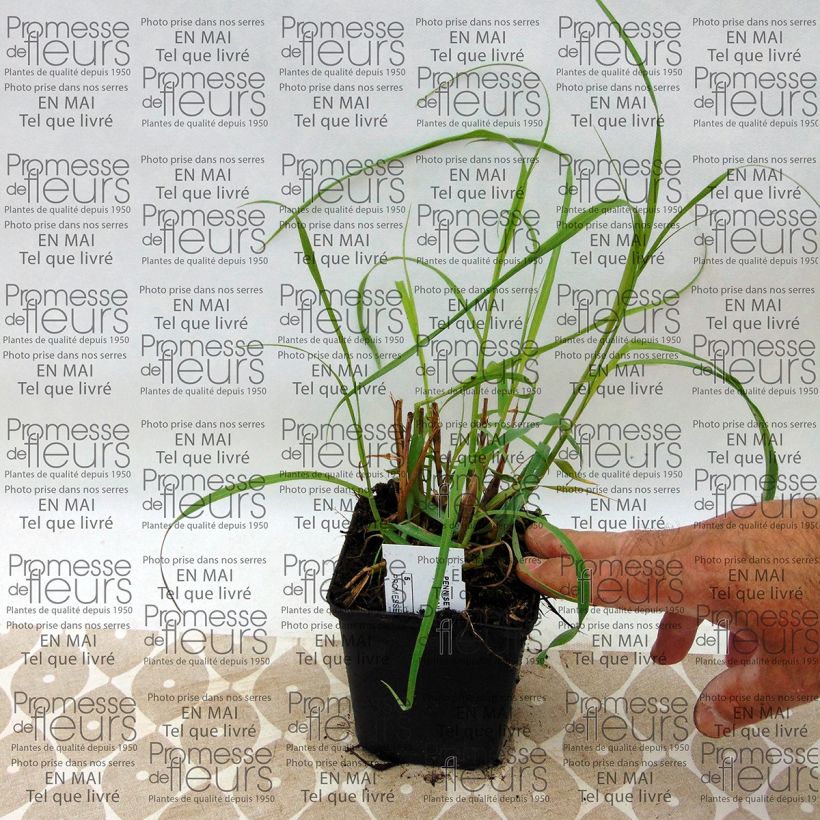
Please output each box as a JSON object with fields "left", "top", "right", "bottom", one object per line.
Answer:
{"left": 478, "top": 398, "right": 489, "bottom": 449}
{"left": 430, "top": 402, "right": 444, "bottom": 489}
{"left": 392, "top": 398, "right": 404, "bottom": 463}
{"left": 402, "top": 412, "right": 413, "bottom": 466}
{"left": 404, "top": 429, "right": 437, "bottom": 509}
{"left": 343, "top": 559, "right": 387, "bottom": 590}
{"left": 342, "top": 560, "right": 386, "bottom": 606}
{"left": 415, "top": 406, "right": 424, "bottom": 438}
{"left": 438, "top": 449, "right": 452, "bottom": 510}
{"left": 397, "top": 410, "right": 414, "bottom": 521}
{"left": 481, "top": 405, "right": 518, "bottom": 507}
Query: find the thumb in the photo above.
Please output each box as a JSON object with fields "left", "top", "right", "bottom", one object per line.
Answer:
{"left": 693, "top": 661, "right": 810, "bottom": 737}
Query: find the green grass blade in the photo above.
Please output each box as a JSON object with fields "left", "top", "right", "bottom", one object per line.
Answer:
{"left": 159, "top": 470, "right": 368, "bottom": 613}
{"left": 295, "top": 220, "right": 356, "bottom": 376}
{"left": 382, "top": 521, "right": 442, "bottom": 547}
{"left": 381, "top": 462, "right": 468, "bottom": 710}
{"left": 594, "top": 0, "right": 661, "bottom": 246}
{"left": 522, "top": 162, "right": 573, "bottom": 351}
{"left": 553, "top": 459, "right": 596, "bottom": 485}
{"left": 642, "top": 171, "right": 729, "bottom": 265}
{"left": 396, "top": 278, "right": 427, "bottom": 396}
{"left": 169, "top": 471, "right": 365, "bottom": 526}
{"left": 644, "top": 123, "right": 663, "bottom": 245}
{"left": 357, "top": 255, "right": 484, "bottom": 367}
{"left": 471, "top": 413, "right": 564, "bottom": 463}
{"left": 355, "top": 264, "right": 384, "bottom": 364}
{"left": 334, "top": 198, "right": 631, "bottom": 413}
{"left": 536, "top": 520, "right": 589, "bottom": 662}
{"left": 254, "top": 129, "right": 567, "bottom": 245}
{"left": 542, "top": 485, "right": 608, "bottom": 498}
{"left": 598, "top": 341, "right": 778, "bottom": 501}
{"left": 515, "top": 511, "right": 590, "bottom": 663}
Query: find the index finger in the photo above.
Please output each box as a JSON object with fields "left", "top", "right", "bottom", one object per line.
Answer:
{"left": 525, "top": 524, "right": 694, "bottom": 560}
{"left": 516, "top": 551, "right": 690, "bottom": 613}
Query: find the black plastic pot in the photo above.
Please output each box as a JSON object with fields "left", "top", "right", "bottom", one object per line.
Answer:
{"left": 327, "top": 497, "right": 541, "bottom": 769}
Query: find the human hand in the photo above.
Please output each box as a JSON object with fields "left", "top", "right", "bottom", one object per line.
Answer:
{"left": 517, "top": 500, "right": 820, "bottom": 738}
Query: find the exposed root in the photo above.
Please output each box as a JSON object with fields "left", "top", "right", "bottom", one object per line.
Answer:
{"left": 342, "top": 560, "right": 386, "bottom": 606}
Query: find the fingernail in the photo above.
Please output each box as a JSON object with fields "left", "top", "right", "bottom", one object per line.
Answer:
{"left": 694, "top": 700, "right": 725, "bottom": 738}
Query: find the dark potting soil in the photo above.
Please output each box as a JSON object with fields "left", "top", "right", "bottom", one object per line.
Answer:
{"left": 327, "top": 481, "right": 541, "bottom": 628}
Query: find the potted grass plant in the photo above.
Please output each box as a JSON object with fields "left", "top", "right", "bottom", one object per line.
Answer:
{"left": 167, "top": 0, "right": 786, "bottom": 768}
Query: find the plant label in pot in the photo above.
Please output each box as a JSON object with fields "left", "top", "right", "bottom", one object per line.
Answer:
{"left": 382, "top": 543, "right": 466, "bottom": 614}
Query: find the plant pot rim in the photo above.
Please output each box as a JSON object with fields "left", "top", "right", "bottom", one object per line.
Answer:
{"left": 326, "top": 485, "right": 543, "bottom": 634}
